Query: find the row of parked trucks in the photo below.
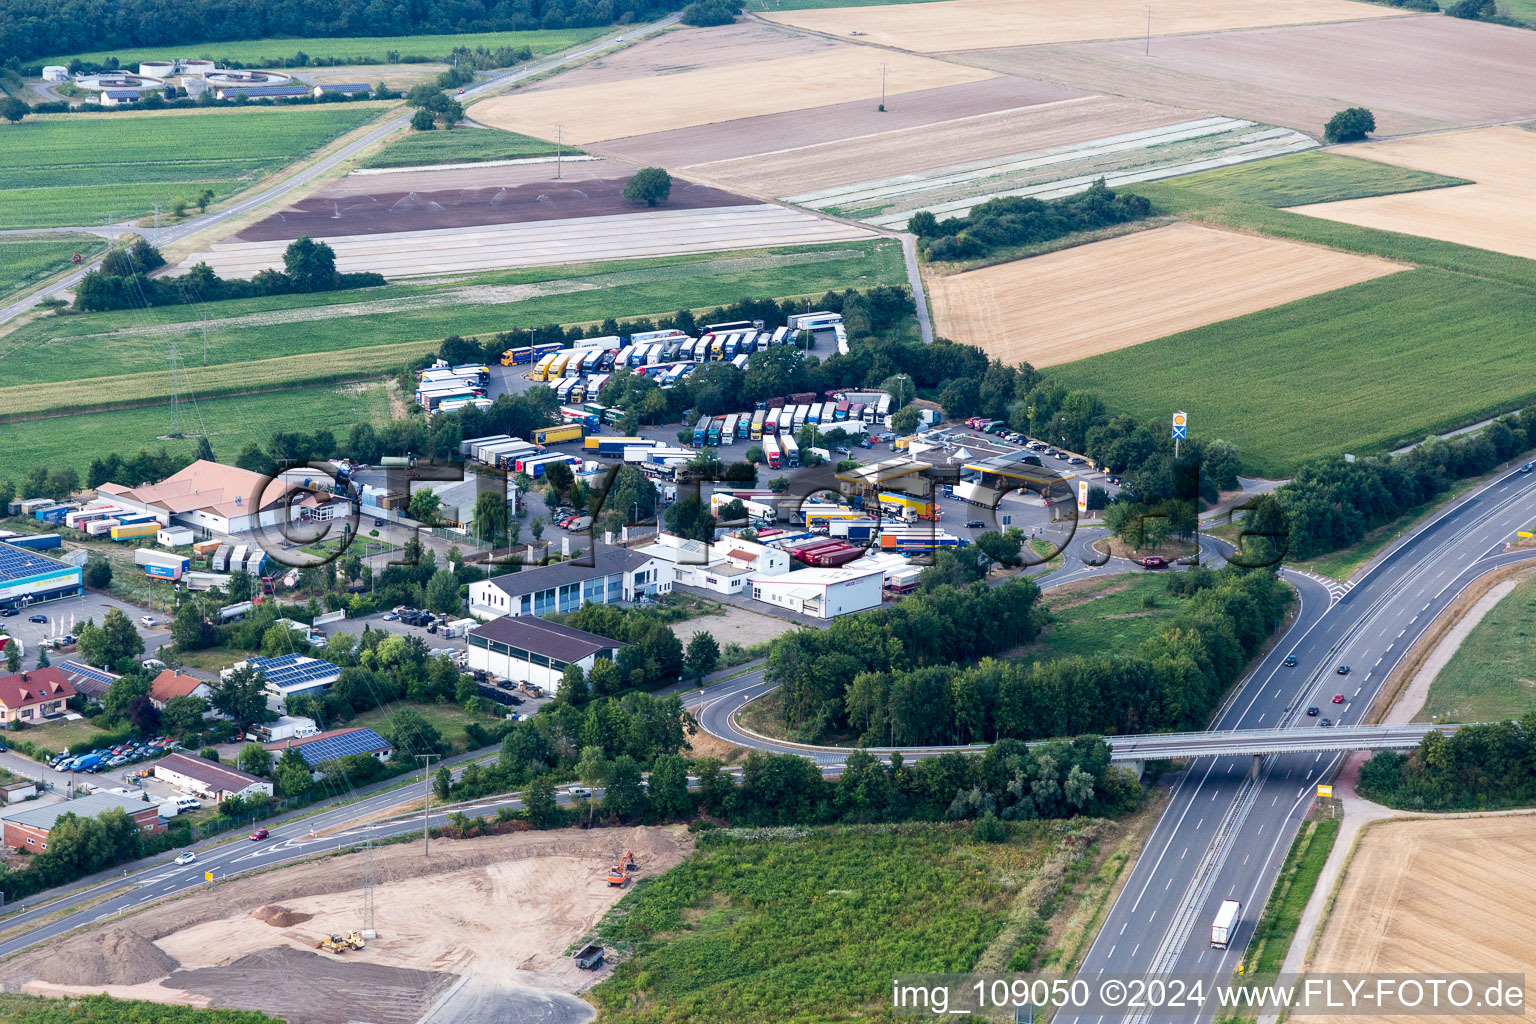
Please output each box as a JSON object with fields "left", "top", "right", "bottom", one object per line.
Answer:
{"left": 414, "top": 362, "right": 492, "bottom": 415}
{"left": 692, "top": 395, "right": 891, "bottom": 450}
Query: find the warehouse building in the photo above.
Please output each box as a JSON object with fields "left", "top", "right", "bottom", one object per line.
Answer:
{"left": 748, "top": 564, "right": 884, "bottom": 619}
{"left": 467, "top": 542, "right": 666, "bottom": 620}
{"left": 97, "top": 460, "right": 345, "bottom": 537}
{"left": 154, "top": 752, "right": 272, "bottom": 802}
{"left": 0, "top": 668, "right": 76, "bottom": 724}
{"left": 466, "top": 616, "right": 626, "bottom": 691}
{"left": 0, "top": 540, "right": 84, "bottom": 611}
{"left": 1, "top": 792, "right": 162, "bottom": 851}
{"left": 265, "top": 727, "right": 394, "bottom": 775}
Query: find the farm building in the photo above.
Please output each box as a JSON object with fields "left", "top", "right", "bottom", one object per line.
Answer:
{"left": 226, "top": 653, "right": 341, "bottom": 700}
{"left": 154, "top": 752, "right": 272, "bottom": 803}
{"left": 466, "top": 616, "right": 626, "bottom": 691}
{"left": 312, "top": 83, "right": 371, "bottom": 97}
{"left": 147, "top": 669, "right": 212, "bottom": 709}
{"left": 748, "top": 564, "right": 884, "bottom": 619}
{"left": 265, "top": 727, "right": 394, "bottom": 772}
{"left": 215, "top": 85, "right": 308, "bottom": 101}
{"left": 97, "top": 460, "right": 344, "bottom": 536}
{"left": 97, "top": 90, "right": 140, "bottom": 107}
{"left": 0, "top": 668, "right": 76, "bottom": 724}
{"left": 467, "top": 542, "right": 667, "bottom": 620}
{"left": 0, "top": 792, "right": 162, "bottom": 851}
{"left": 0, "top": 540, "right": 83, "bottom": 611}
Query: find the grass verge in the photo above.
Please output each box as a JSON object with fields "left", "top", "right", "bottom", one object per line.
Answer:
{"left": 1239, "top": 816, "right": 1340, "bottom": 976}
{"left": 1414, "top": 570, "right": 1536, "bottom": 723}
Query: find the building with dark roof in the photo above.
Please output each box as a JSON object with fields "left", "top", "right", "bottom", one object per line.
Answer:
{"left": 57, "top": 661, "right": 118, "bottom": 701}
{"left": 312, "top": 83, "right": 371, "bottom": 97}
{"left": 0, "top": 668, "right": 75, "bottom": 725}
{"left": 265, "top": 727, "right": 394, "bottom": 771}
{"left": 467, "top": 542, "right": 666, "bottom": 620}
{"left": 154, "top": 752, "right": 272, "bottom": 802}
{"left": 0, "top": 792, "right": 161, "bottom": 850}
{"left": 466, "top": 616, "right": 626, "bottom": 691}
{"left": 225, "top": 652, "right": 341, "bottom": 699}
{"left": 215, "top": 85, "right": 308, "bottom": 100}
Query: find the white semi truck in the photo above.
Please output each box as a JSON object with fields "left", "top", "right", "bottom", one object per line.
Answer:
{"left": 1210, "top": 899, "right": 1241, "bottom": 948}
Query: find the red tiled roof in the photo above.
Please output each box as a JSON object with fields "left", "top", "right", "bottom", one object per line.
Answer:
{"left": 0, "top": 668, "right": 76, "bottom": 709}
{"left": 149, "top": 669, "right": 207, "bottom": 704}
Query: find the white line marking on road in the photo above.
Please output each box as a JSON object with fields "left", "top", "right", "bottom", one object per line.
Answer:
{"left": 1243, "top": 854, "right": 1250, "bottom": 865}
{"left": 1272, "top": 795, "right": 1278, "bottom": 805}
{"left": 1181, "top": 847, "right": 1187, "bottom": 859}
{"left": 1109, "top": 945, "right": 1116, "bottom": 959}
{"left": 1212, "top": 791, "right": 1218, "bottom": 801}
{"left": 1257, "top": 714, "right": 1265, "bottom": 724}
{"left": 1375, "top": 657, "right": 1383, "bottom": 667}
{"left": 1131, "top": 944, "right": 1139, "bottom": 958}
{"left": 1315, "top": 752, "right": 1322, "bottom": 762}
{"left": 1120, "top": 922, "right": 1127, "bottom": 935}
{"left": 1166, "top": 877, "right": 1172, "bottom": 889}
{"left": 1196, "top": 818, "right": 1203, "bottom": 829}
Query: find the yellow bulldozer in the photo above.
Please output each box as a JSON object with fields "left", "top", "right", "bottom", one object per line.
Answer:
{"left": 316, "top": 930, "right": 367, "bottom": 954}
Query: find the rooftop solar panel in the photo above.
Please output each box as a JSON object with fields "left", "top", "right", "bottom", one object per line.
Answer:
{"left": 60, "top": 662, "right": 116, "bottom": 685}
{"left": 292, "top": 728, "right": 390, "bottom": 766}
{"left": 0, "top": 544, "right": 69, "bottom": 583}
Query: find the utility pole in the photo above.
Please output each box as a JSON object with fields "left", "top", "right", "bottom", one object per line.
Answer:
{"left": 1145, "top": 6, "right": 1152, "bottom": 55}
{"left": 555, "top": 124, "right": 563, "bottom": 180}
{"left": 417, "top": 754, "right": 438, "bottom": 856}
{"left": 362, "top": 839, "right": 376, "bottom": 938}
{"left": 880, "top": 62, "right": 887, "bottom": 110}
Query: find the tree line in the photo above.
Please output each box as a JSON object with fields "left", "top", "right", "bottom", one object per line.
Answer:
{"left": 3, "top": 0, "right": 690, "bottom": 63}
{"left": 76, "top": 237, "right": 383, "bottom": 312}
{"left": 909, "top": 181, "right": 1153, "bottom": 263}
{"left": 1358, "top": 716, "right": 1536, "bottom": 810}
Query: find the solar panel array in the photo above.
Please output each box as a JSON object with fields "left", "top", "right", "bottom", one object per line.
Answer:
{"left": 291, "top": 728, "right": 390, "bottom": 766}
{"left": 60, "top": 662, "right": 116, "bottom": 686}
{"left": 0, "top": 543, "right": 66, "bottom": 583}
{"left": 246, "top": 653, "right": 339, "bottom": 690}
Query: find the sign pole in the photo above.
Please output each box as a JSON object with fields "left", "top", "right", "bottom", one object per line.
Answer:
{"left": 1171, "top": 410, "right": 1188, "bottom": 458}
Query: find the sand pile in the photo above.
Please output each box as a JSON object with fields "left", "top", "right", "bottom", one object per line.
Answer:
{"left": 33, "top": 929, "right": 177, "bottom": 986}
{"left": 252, "top": 905, "right": 313, "bottom": 927}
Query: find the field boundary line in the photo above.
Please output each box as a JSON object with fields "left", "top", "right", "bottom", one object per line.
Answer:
{"left": 352, "top": 154, "right": 602, "bottom": 176}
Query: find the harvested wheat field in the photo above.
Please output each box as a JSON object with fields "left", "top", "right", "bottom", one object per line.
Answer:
{"left": 960, "top": 17, "right": 1536, "bottom": 137}
{"left": 927, "top": 223, "right": 1402, "bottom": 367}
{"left": 763, "top": 0, "right": 1404, "bottom": 52}
{"left": 3, "top": 825, "right": 692, "bottom": 1024}
{"left": 1308, "top": 815, "right": 1536, "bottom": 1022}
{"left": 682, "top": 94, "right": 1192, "bottom": 197}
{"left": 473, "top": 49, "right": 994, "bottom": 144}
{"left": 1289, "top": 126, "right": 1536, "bottom": 261}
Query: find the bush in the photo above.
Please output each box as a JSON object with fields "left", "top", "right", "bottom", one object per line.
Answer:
{"left": 622, "top": 167, "right": 673, "bottom": 207}
{"left": 680, "top": 0, "right": 740, "bottom": 24}
{"left": 1445, "top": 0, "right": 1494, "bottom": 16}
{"left": 916, "top": 180, "right": 1152, "bottom": 262}
{"left": 971, "top": 811, "right": 1007, "bottom": 843}
{"left": 1323, "top": 107, "right": 1375, "bottom": 144}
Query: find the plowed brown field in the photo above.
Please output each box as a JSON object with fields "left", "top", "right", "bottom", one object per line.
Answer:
{"left": 472, "top": 49, "right": 995, "bottom": 144}
{"left": 926, "top": 223, "right": 1402, "bottom": 367}
{"left": 763, "top": 0, "right": 1405, "bottom": 52}
{"left": 1308, "top": 814, "right": 1536, "bottom": 1023}
{"left": 1288, "top": 126, "right": 1536, "bottom": 261}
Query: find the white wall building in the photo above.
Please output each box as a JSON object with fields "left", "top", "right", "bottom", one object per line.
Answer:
{"left": 466, "top": 616, "right": 626, "bottom": 691}
{"left": 748, "top": 564, "right": 884, "bottom": 619}
{"left": 638, "top": 533, "right": 790, "bottom": 596}
{"left": 467, "top": 542, "right": 665, "bottom": 620}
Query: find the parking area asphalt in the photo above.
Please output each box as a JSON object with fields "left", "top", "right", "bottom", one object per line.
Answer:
{"left": 1, "top": 589, "right": 171, "bottom": 661}
{"left": 348, "top": 610, "right": 471, "bottom": 655}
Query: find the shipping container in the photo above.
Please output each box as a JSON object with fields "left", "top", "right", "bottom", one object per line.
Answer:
{"left": 572, "top": 334, "right": 621, "bottom": 350}
{"left": 629, "top": 328, "right": 690, "bottom": 346}
{"left": 1211, "top": 900, "right": 1241, "bottom": 949}
{"left": 532, "top": 424, "right": 584, "bottom": 445}
{"left": 111, "top": 522, "right": 158, "bottom": 541}
{"left": 835, "top": 400, "right": 851, "bottom": 421}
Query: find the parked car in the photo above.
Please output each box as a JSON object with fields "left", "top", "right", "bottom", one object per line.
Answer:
{"left": 28, "top": 614, "right": 46, "bottom": 623}
{"left": 1141, "top": 556, "right": 1167, "bottom": 568}
{"left": 249, "top": 828, "right": 269, "bottom": 841}
{"left": 139, "top": 616, "right": 156, "bottom": 627}
{"left": 0, "top": 608, "right": 16, "bottom": 616}
{"left": 382, "top": 612, "right": 399, "bottom": 621}
{"left": 1332, "top": 693, "right": 1345, "bottom": 703}
{"left": 175, "top": 851, "right": 197, "bottom": 865}
{"left": 964, "top": 520, "right": 985, "bottom": 529}
{"left": 1306, "top": 706, "right": 1320, "bottom": 716}
{"left": 1106, "top": 475, "right": 1121, "bottom": 485}
{"left": 1283, "top": 654, "right": 1297, "bottom": 667}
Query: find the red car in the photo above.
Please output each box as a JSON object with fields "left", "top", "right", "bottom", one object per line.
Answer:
{"left": 1332, "top": 693, "right": 1345, "bottom": 704}
{"left": 249, "top": 828, "right": 269, "bottom": 841}
{"left": 1141, "top": 556, "right": 1167, "bottom": 569}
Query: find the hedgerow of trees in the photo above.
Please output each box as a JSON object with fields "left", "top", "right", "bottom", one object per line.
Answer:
{"left": 1358, "top": 716, "right": 1536, "bottom": 810}
{"left": 909, "top": 181, "right": 1152, "bottom": 262}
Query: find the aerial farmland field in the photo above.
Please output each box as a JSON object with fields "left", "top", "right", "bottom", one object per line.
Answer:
{"left": 32, "top": 28, "right": 606, "bottom": 69}
{"left": 359, "top": 126, "right": 564, "bottom": 169}
{"left": 1046, "top": 267, "right": 1536, "bottom": 474}
{"left": 761, "top": 0, "right": 1405, "bottom": 51}
{"left": 1288, "top": 126, "right": 1536, "bottom": 261}
{"left": 926, "top": 222, "right": 1402, "bottom": 369}
{"left": 0, "top": 233, "right": 105, "bottom": 300}
{"left": 0, "top": 106, "right": 386, "bottom": 229}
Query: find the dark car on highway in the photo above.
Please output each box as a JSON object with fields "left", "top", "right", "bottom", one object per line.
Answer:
{"left": 1283, "top": 654, "right": 1297, "bottom": 667}
{"left": 1306, "top": 706, "right": 1320, "bottom": 716}
{"left": 1319, "top": 718, "right": 1334, "bottom": 727}
{"left": 1336, "top": 664, "right": 1350, "bottom": 675}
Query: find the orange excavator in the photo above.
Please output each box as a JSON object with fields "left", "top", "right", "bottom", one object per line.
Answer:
{"left": 605, "top": 848, "right": 638, "bottom": 887}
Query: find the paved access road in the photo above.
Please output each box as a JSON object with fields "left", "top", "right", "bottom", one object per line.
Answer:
{"left": 0, "top": 15, "right": 682, "bottom": 328}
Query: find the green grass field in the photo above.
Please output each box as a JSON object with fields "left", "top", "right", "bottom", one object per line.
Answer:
{"left": 33, "top": 28, "right": 607, "bottom": 69}
{"left": 0, "top": 240, "right": 907, "bottom": 416}
{"left": 0, "top": 106, "right": 385, "bottom": 229}
{"left": 0, "top": 232, "right": 104, "bottom": 299}
{"left": 1144, "top": 152, "right": 1467, "bottom": 209}
{"left": 0, "top": 992, "right": 278, "bottom": 1024}
{"left": 1032, "top": 574, "right": 1191, "bottom": 660}
{"left": 0, "top": 382, "right": 392, "bottom": 480}
{"left": 360, "top": 125, "right": 567, "bottom": 168}
{"left": 1048, "top": 268, "right": 1536, "bottom": 476}
{"left": 1415, "top": 571, "right": 1536, "bottom": 723}
{"left": 591, "top": 820, "right": 1113, "bottom": 1024}
{"left": 349, "top": 702, "right": 487, "bottom": 752}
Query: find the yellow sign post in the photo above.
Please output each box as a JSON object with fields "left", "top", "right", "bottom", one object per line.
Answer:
{"left": 1518, "top": 531, "right": 1533, "bottom": 539}
{"left": 204, "top": 870, "right": 214, "bottom": 882}
{"left": 1316, "top": 785, "right": 1333, "bottom": 798}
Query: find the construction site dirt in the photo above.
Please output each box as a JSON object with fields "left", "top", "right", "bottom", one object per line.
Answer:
{"left": 236, "top": 174, "right": 756, "bottom": 242}
{"left": 2, "top": 825, "right": 693, "bottom": 1024}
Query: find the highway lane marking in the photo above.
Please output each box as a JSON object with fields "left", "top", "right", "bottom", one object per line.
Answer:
{"left": 1195, "top": 818, "right": 1203, "bottom": 829}
{"left": 1397, "top": 629, "right": 1405, "bottom": 638}
{"left": 1120, "top": 922, "right": 1127, "bottom": 934}
{"left": 1271, "top": 795, "right": 1277, "bottom": 805}
{"left": 1165, "top": 877, "right": 1172, "bottom": 889}
{"left": 1131, "top": 944, "right": 1139, "bottom": 958}
{"left": 1257, "top": 713, "right": 1265, "bottom": 724}
{"left": 1243, "top": 854, "right": 1250, "bottom": 864}
{"left": 1108, "top": 945, "right": 1116, "bottom": 958}
{"left": 1212, "top": 791, "right": 1218, "bottom": 800}
{"left": 1128, "top": 758, "right": 1219, "bottom": 914}
{"left": 1180, "top": 847, "right": 1187, "bottom": 859}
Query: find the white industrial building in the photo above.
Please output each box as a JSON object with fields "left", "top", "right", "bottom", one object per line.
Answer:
{"left": 637, "top": 533, "right": 790, "bottom": 596}
{"left": 154, "top": 752, "right": 272, "bottom": 803}
{"left": 467, "top": 542, "right": 665, "bottom": 620}
{"left": 748, "top": 564, "right": 884, "bottom": 619}
{"left": 466, "top": 616, "right": 626, "bottom": 691}
{"left": 98, "top": 460, "right": 347, "bottom": 536}
{"left": 41, "top": 66, "right": 68, "bottom": 83}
